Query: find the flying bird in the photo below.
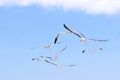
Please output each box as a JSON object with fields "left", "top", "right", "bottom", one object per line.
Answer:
{"left": 63, "top": 24, "right": 109, "bottom": 43}
{"left": 44, "top": 60, "right": 77, "bottom": 68}
{"left": 81, "top": 48, "right": 103, "bottom": 53}
{"left": 32, "top": 47, "right": 67, "bottom": 63}
{"left": 31, "top": 39, "right": 63, "bottom": 50}
{"left": 32, "top": 57, "right": 61, "bottom": 68}
{"left": 31, "top": 32, "right": 64, "bottom": 50}
{"left": 32, "top": 56, "right": 77, "bottom": 68}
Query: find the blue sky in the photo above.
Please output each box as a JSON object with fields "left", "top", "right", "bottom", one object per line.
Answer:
{"left": 0, "top": 0, "right": 120, "bottom": 80}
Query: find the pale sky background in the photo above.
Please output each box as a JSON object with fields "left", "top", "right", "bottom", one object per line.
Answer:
{"left": 0, "top": 0, "right": 120, "bottom": 80}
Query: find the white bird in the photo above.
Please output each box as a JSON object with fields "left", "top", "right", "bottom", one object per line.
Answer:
{"left": 44, "top": 60, "right": 76, "bottom": 68}
{"left": 32, "top": 56, "right": 61, "bottom": 68}
{"left": 31, "top": 35, "right": 63, "bottom": 50}
{"left": 31, "top": 31, "right": 64, "bottom": 50}
{"left": 63, "top": 24, "right": 109, "bottom": 43}
{"left": 32, "top": 56, "right": 77, "bottom": 68}
{"left": 31, "top": 46, "right": 67, "bottom": 62}
{"left": 81, "top": 48, "right": 103, "bottom": 53}
{"left": 42, "top": 59, "right": 76, "bottom": 68}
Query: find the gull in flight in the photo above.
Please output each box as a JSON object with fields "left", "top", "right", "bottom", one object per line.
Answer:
{"left": 82, "top": 48, "right": 103, "bottom": 53}
{"left": 63, "top": 24, "right": 109, "bottom": 43}
{"left": 31, "top": 34, "right": 63, "bottom": 50}
{"left": 32, "top": 57, "right": 76, "bottom": 68}
{"left": 32, "top": 47, "right": 76, "bottom": 68}
{"left": 44, "top": 60, "right": 76, "bottom": 68}
{"left": 32, "top": 47, "right": 67, "bottom": 62}
{"left": 32, "top": 56, "right": 61, "bottom": 68}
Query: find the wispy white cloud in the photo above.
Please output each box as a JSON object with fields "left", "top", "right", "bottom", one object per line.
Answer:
{"left": 0, "top": 0, "right": 120, "bottom": 15}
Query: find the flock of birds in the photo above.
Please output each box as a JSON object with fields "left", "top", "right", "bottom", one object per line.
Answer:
{"left": 32, "top": 24, "right": 109, "bottom": 68}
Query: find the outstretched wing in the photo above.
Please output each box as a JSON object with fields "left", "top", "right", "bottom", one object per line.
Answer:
{"left": 44, "top": 60, "right": 59, "bottom": 67}
{"left": 88, "top": 39, "right": 109, "bottom": 42}
{"left": 64, "top": 24, "right": 73, "bottom": 33}
{"left": 31, "top": 44, "right": 51, "bottom": 50}
{"left": 54, "top": 32, "right": 61, "bottom": 44}
{"left": 76, "top": 30, "right": 86, "bottom": 38}
{"left": 64, "top": 24, "right": 82, "bottom": 38}
{"left": 52, "top": 47, "right": 67, "bottom": 61}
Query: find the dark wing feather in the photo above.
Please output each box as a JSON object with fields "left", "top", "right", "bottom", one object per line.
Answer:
{"left": 54, "top": 33, "right": 61, "bottom": 44}
{"left": 44, "top": 60, "right": 50, "bottom": 63}
{"left": 44, "top": 60, "right": 58, "bottom": 66}
{"left": 79, "top": 32, "right": 86, "bottom": 38}
{"left": 82, "top": 50, "right": 86, "bottom": 53}
{"left": 63, "top": 24, "right": 74, "bottom": 33}
{"left": 63, "top": 24, "right": 82, "bottom": 38}
{"left": 72, "top": 32, "right": 82, "bottom": 38}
